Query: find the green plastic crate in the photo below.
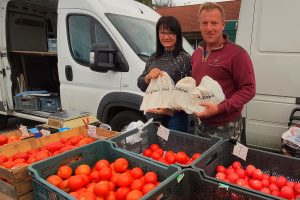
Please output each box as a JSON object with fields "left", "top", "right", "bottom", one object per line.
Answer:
{"left": 110, "top": 122, "right": 222, "bottom": 167}
{"left": 148, "top": 168, "right": 275, "bottom": 200}
{"left": 28, "top": 140, "right": 181, "bottom": 200}
{"left": 192, "top": 139, "right": 300, "bottom": 200}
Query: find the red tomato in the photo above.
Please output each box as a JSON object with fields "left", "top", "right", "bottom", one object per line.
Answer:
{"left": 165, "top": 151, "right": 175, "bottom": 158}
{"left": 286, "top": 181, "right": 295, "bottom": 188}
{"left": 191, "top": 153, "right": 201, "bottom": 161}
{"left": 77, "top": 191, "right": 96, "bottom": 200}
{"left": 126, "top": 190, "right": 143, "bottom": 200}
{"left": 261, "top": 179, "right": 270, "bottom": 188}
{"left": 57, "top": 165, "right": 73, "bottom": 179}
{"left": 235, "top": 168, "right": 246, "bottom": 179}
{"left": 94, "top": 159, "right": 110, "bottom": 171}
{"left": 275, "top": 176, "right": 287, "bottom": 188}
{"left": 113, "top": 158, "right": 129, "bottom": 173}
{"left": 260, "top": 187, "right": 271, "bottom": 194}
{"left": 175, "top": 152, "right": 188, "bottom": 164}
{"left": 130, "top": 167, "right": 144, "bottom": 179}
{"left": 143, "top": 149, "right": 152, "bottom": 158}
{"left": 269, "top": 176, "right": 277, "bottom": 183}
{"left": 99, "top": 167, "right": 112, "bottom": 180}
{"left": 94, "top": 180, "right": 111, "bottom": 197}
{"left": 144, "top": 171, "right": 158, "bottom": 184}
{"left": 116, "top": 187, "right": 131, "bottom": 200}
{"left": 268, "top": 183, "right": 279, "bottom": 191}
{"left": 89, "top": 171, "right": 101, "bottom": 183}
{"left": 154, "top": 148, "right": 164, "bottom": 156}
{"left": 249, "top": 179, "right": 262, "bottom": 190}
{"left": 271, "top": 190, "right": 280, "bottom": 196}
{"left": 47, "top": 175, "right": 63, "bottom": 187}
{"left": 165, "top": 154, "right": 176, "bottom": 164}
{"left": 215, "top": 172, "right": 226, "bottom": 180}
{"left": 75, "top": 164, "right": 91, "bottom": 176}
{"left": 227, "top": 173, "right": 239, "bottom": 183}
{"left": 294, "top": 182, "right": 300, "bottom": 193}
{"left": 151, "top": 151, "right": 162, "bottom": 160}
{"left": 149, "top": 144, "right": 160, "bottom": 151}
{"left": 142, "top": 183, "right": 156, "bottom": 194}
{"left": 225, "top": 168, "right": 235, "bottom": 175}
{"left": 68, "top": 175, "right": 86, "bottom": 191}
{"left": 252, "top": 169, "right": 263, "bottom": 180}
{"left": 232, "top": 161, "right": 242, "bottom": 169}
{"left": 280, "top": 186, "right": 294, "bottom": 199}
{"left": 117, "top": 173, "right": 133, "bottom": 187}
{"left": 216, "top": 165, "right": 226, "bottom": 173}
{"left": 130, "top": 179, "right": 144, "bottom": 190}
{"left": 236, "top": 179, "right": 246, "bottom": 186}
{"left": 245, "top": 165, "right": 256, "bottom": 177}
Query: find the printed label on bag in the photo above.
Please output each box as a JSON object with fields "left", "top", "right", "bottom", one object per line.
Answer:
{"left": 232, "top": 142, "right": 248, "bottom": 161}
{"left": 157, "top": 125, "right": 170, "bottom": 141}
{"left": 19, "top": 125, "right": 29, "bottom": 137}
{"left": 88, "top": 125, "right": 97, "bottom": 137}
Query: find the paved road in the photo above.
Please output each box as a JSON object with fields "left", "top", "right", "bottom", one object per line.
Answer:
{"left": 0, "top": 117, "right": 41, "bottom": 133}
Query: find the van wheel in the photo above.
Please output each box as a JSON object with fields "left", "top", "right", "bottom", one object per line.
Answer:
{"left": 109, "top": 110, "right": 146, "bottom": 132}
{"left": 0, "top": 115, "right": 8, "bottom": 130}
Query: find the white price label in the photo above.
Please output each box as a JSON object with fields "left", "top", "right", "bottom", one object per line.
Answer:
{"left": 232, "top": 142, "right": 248, "bottom": 161}
{"left": 19, "top": 125, "right": 29, "bottom": 137}
{"left": 88, "top": 125, "right": 97, "bottom": 137}
{"left": 157, "top": 125, "right": 170, "bottom": 141}
{"left": 41, "top": 129, "right": 51, "bottom": 136}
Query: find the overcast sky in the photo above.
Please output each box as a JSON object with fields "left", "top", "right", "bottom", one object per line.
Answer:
{"left": 173, "top": 0, "right": 232, "bottom": 6}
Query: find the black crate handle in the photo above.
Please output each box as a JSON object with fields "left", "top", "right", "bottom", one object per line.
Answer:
{"left": 288, "top": 107, "right": 300, "bottom": 126}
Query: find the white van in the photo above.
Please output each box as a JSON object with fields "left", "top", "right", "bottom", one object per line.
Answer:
{"left": 0, "top": 0, "right": 194, "bottom": 131}
{"left": 237, "top": 0, "right": 300, "bottom": 152}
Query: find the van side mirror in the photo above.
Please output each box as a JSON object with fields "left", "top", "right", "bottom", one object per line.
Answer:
{"left": 90, "top": 44, "right": 129, "bottom": 73}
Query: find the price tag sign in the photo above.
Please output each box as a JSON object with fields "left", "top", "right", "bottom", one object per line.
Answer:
{"left": 19, "top": 125, "right": 29, "bottom": 137}
{"left": 41, "top": 129, "right": 51, "bottom": 136}
{"left": 88, "top": 125, "right": 97, "bottom": 137}
{"left": 232, "top": 142, "right": 248, "bottom": 161}
{"left": 157, "top": 125, "right": 170, "bottom": 141}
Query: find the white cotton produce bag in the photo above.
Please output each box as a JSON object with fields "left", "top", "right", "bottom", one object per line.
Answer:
{"left": 191, "top": 76, "right": 226, "bottom": 112}
{"left": 172, "top": 77, "right": 197, "bottom": 114}
{"left": 161, "top": 72, "right": 175, "bottom": 108}
{"left": 140, "top": 75, "right": 163, "bottom": 113}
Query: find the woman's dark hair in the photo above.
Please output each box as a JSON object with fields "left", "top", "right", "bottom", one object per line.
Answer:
{"left": 154, "top": 16, "right": 184, "bottom": 58}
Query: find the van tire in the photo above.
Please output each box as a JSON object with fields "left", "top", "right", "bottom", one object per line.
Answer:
{"left": 0, "top": 115, "right": 8, "bottom": 130}
{"left": 109, "top": 110, "right": 146, "bottom": 132}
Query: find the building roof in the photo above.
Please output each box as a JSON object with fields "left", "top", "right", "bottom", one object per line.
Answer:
{"left": 155, "top": 0, "right": 241, "bottom": 33}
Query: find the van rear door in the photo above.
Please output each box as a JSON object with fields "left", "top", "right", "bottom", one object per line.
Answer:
{"left": 0, "top": 1, "right": 7, "bottom": 113}
{"left": 239, "top": 0, "right": 300, "bottom": 151}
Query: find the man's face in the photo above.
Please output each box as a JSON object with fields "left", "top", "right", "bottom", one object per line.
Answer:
{"left": 199, "top": 9, "right": 225, "bottom": 47}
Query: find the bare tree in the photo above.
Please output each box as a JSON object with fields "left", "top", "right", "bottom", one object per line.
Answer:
{"left": 135, "top": 0, "right": 153, "bottom": 7}
{"left": 153, "top": 0, "right": 175, "bottom": 8}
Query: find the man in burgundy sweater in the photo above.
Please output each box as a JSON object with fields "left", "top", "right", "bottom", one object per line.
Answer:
{"left": 192, "top": 2, "right": 256, "bottom": 139}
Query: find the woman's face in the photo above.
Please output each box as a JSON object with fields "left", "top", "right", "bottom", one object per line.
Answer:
{"left": 158, "top": 27, "right": 177, "bottom": 50}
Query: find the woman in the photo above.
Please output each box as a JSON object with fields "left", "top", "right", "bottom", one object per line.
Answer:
{"left": 137, "top": 16, "right": 191, "bottom": 132}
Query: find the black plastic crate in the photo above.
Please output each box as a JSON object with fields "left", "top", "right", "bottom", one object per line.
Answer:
{"left": 40, "top": 97, "right": 61, "bottom": 113}
{"left": 192, "top": 139, "right": 300, "bottom": 199}
{"left": 14, "top": 95, "right": 40, "bottom": 111}
{"left": 148, "top": 168, "right": 275, "bottom": 200}
{"left": 110, "top": 122, "right": 222, "bottom": 167}
{"left": 28, "top": 140, "right": 181, "bottom": 200}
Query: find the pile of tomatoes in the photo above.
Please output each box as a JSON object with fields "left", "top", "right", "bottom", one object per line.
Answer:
{"left": 47, "top": 158, "right": 160, "bottom": 200}
{"left": 0, "top": 134, "right": 21, "bottom": 146}
{"left": 142, "top": 143, "right": 201, "bottom": 165}
{"left": 215, "top": 161, "right": 300, "bottom": 199}
{"left": 0, "top": 135, "right": 94, "bottom": 169}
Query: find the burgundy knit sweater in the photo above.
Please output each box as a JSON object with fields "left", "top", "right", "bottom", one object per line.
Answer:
{"left": 192, "top": 38, "right": 256, "bottom": 126}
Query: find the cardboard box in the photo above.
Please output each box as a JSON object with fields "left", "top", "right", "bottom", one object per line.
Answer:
{"left": 0, "top": 126, "right": 119, "bottom": 199}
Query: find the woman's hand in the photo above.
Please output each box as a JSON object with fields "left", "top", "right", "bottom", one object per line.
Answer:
{"left": 146, "top": 108, "right": 174, "bottom": 116}
{"left": 144, "top": 68, "right": 163, "bottom": 84}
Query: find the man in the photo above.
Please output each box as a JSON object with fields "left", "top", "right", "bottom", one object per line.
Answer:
{"left": 192, "top": 2, "right": 256, "bottom": 139}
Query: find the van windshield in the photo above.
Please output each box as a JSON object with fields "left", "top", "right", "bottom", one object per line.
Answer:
{"left": 106, "top": 14, "right": 193, "bottom": 61}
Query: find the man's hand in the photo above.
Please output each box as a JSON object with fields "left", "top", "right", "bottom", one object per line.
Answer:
{"left": 194, "top": 102, "right": 220, "bottom": 118}
{"left": 146, "top": 108, "right": 174, "bottom": 116}
{"left": 144, "top": 68, "right": 163, "bottom": 84}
